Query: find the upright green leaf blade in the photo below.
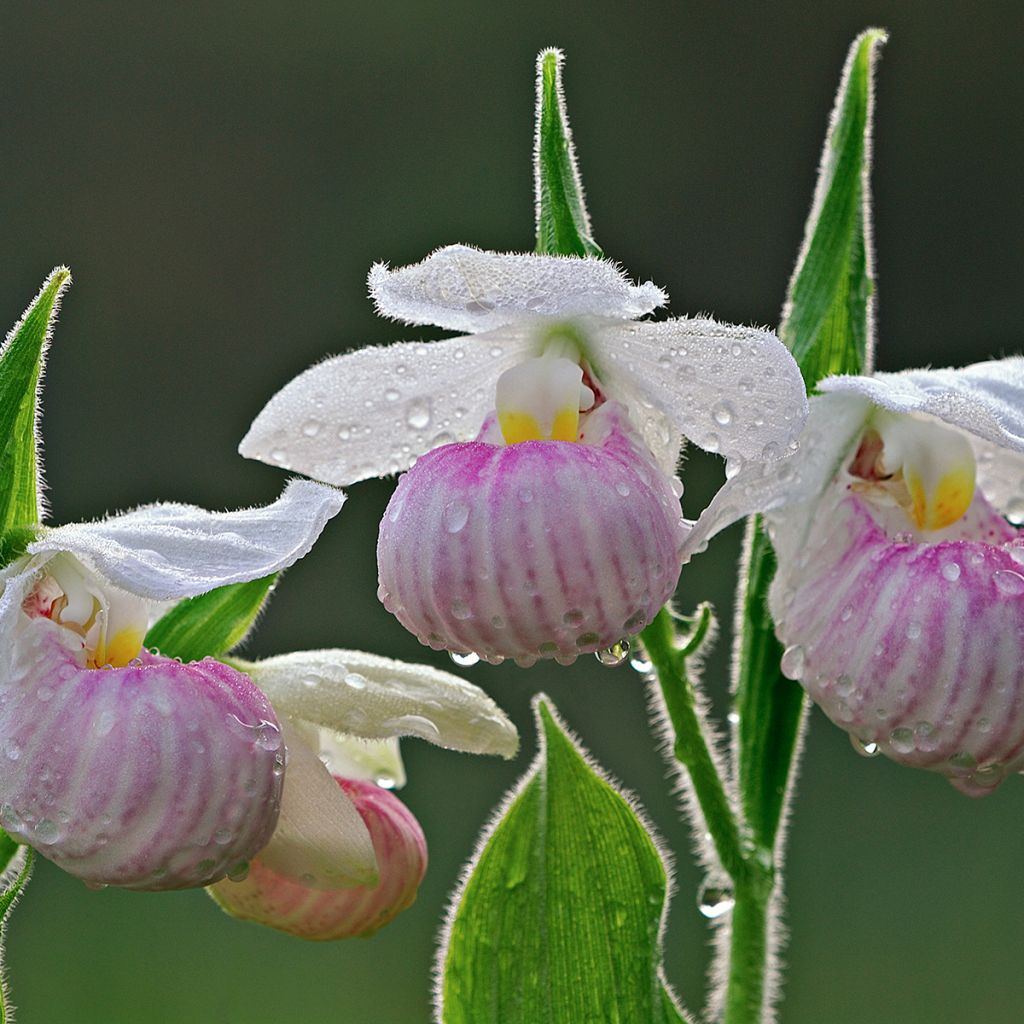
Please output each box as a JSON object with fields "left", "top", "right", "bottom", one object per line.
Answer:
{"left": 0, "top": 268, "right": 71, "bottom": 540}
{"left": 534, "top": 48, "right": 603, "bottom": 258}
{"left": 735, "top": 30, "right": 885, "bottom": 853}
{"left": 440, "top": 697, "right": 688, "bottom": 1024}
{"left": 780, "top": 29, "right": 885, "bottom": 385}
{"left": 145, "top": 574, "right": 276, "bottom": 662}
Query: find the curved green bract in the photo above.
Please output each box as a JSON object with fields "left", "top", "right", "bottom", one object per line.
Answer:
{"left": 440, "top": 698, "right": 687, "bottom": 1024}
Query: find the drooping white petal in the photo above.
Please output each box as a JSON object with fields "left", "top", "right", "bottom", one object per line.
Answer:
{"left": 821, "top": 358, "right": 1024, "bottom": 517}
{"left": 27, "top": 480, "right": 343, "bottom": 602}
{"left": 318, "top": 734, "right": 407, "bottom": 790}
{"left": 586, "top": 318, "right": 809, "bottom": 473}
{"left": 244, "top": 650, "right": 519, "bottom": 758}
{"left": 368, "top": 245, "right": 667, "bottom": 333}
{"left": 682, "top": 393, "right": 869, "bottom": 559}
{"left": 239, "top": 333, "right": 534, "bottom": 485}
{"left": 257, "top": 718, "right": 377, "bottom": 890}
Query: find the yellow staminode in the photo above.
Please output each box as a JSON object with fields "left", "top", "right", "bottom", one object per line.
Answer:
{"left": 875, "top": 411, "right": 977, "bottom": 531}
{"left": 496, "top": 355, "right": 593, "bottom": 445}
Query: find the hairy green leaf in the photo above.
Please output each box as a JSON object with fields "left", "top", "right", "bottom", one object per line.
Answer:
{"left": 145, "top": 574, "right": 276, "bottom": 662}
{"left": 735, "top": 30, "right": 884, "bottom": 853}
{"left": 534, "top": 48, "right": 603, "bottom": 258}
{"left": 440, "top": 697, "right": 686, "bottom": 1024}
{"left": 0, "top": 268, "right": 71, "bottom": 543}
{"left": 0, "top": 844, "right": 34, "bottom": 1024}
{"left": 781, "top": 29, "right": 885, "bottom": 386}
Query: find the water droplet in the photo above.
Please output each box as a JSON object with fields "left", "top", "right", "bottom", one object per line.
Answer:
{"left": 384, "top": 388, "right": 400, "bottom": 402}
{"left": 629, "top": 655, "right": 653, "bottom": 674}
{"left": 893, "top": 532, "right": 915, "bottom": 545}
{"left": 213, "top": 828, "right": 233, "bottom": 845}
{"left": 272, "top": 753, "right": 285, "bottom": 777}
{"left": 255, "top": 721, "right": 281, "bottom": 751}
{"left": 711, "top": 401, "right": 735, "bottom": 426}
{"left": 738, "top": 377, "right": 755, "bottom": 395}
{"left": 226, "top": 860, "right": 250, "bottom": 883}
{"left": 301, "top": 675, "right": 320, "bottom": 689}
{"left": 451, "top": 599, "right": 472, "bottom": 620}
{"left": 518, "top": 487, "right": 533, "bottom": 503}
{"left": 3, "top": 742, "right": 20, "bottom": 762}
{"left": 595, "top": 640, "right": 630, "bottom": 667}
{"left": 670, "top": 476, "right": 684, "bottom": 499}
{"left": 835, "top": 674, "right": 855, "bottom": 696}
{"left": 941, "top": 562, "right": 962, "bottom": 582}
{"left": 563, "top": 609, "right": 585, "bottom": 627}
{"left": 301, "top": 419, "right": 322, "bottom": 437}
{"left": 449, "top": 651, "right": 480, "bottom": 668}
{"left": 270, "top": 448, "right": 288, "bottom": 464}
{"left": 1006, "top": 497, "right": 1024, "bottom": 525}
{"left": 949, "top": 750, "right": 978, "bottom": 772}
{"left": 94, "top": 709, "right": 117, "bottom": 737}
{"left": 383, "top": 714, "right": 442, "bottom": 742}
{"left": 406, "top": 398, "right": 432, "bottom": 431}
{"left": 889, "top": 727, "right": 915, "bottom": 754}
{"left": 727, "top": 711, "right": 740, "bottom": 725}
{"left": 850, "top": 735, "right": 880, "bottom": 757}
{"left": 993, "top": 569, "right": 1024, "bottom": 595}
{"left": 344, "top": 672, "right": 368, "bottom": 690}
{"left": 614, "top": 481, "right": 631, "bottom": 497}
{"left": 725, "top": 457, "right": 742, "bottom": 480}
{"left": 374, "top": 772, "right": 397, "bottom": 790}
{"left": 36, "top": 686, "right": 53, "bottom": 701}
{"left": 33, "top": 819, "right": 61, "bottom": 845}
{"left": 698, "top": 879, "right": 735, "bottom": 919}
{"left": 761, "top": 441, "right": 780, "bottom": 460}
{"left": 839, "top": 605, "right": 853, "bottom": 622}
{"left": 442, "top": 500, "right": 470, "bottom": 533}
{"left": 905, "top": 621, "right": 922, "bottom": 640}
{"left": 780, "top": 644, "right": 806, "bottom": 680}
{"left": 337, "top": 425, "right": 352, "bottom": 441}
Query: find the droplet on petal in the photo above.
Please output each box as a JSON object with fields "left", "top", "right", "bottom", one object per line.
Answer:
{"left": 208, "top": 777, "right": 427, "bottom": 940}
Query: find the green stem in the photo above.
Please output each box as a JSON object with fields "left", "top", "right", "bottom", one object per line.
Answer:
{"left": 722, "top": 873, "right": 773, "bottom": 1024}
{"left": 641, "top": 608, "right": 747, "bottom": 885}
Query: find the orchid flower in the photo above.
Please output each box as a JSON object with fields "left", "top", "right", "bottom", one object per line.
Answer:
{"left": 754, "top": 357, "right": 1024, "bottom": 794}
{"left": 209, "top": 648, "right": 516, "bottom": 939}
{"left": 0, "top": 479, "right": 342, "bottom": 889}
{"left": 240, "top": 245, "right": 808, "bottom": 666}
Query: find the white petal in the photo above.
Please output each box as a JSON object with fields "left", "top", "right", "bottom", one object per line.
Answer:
{"left": 239, "top": 333, "right": 534, "bottom": 485}
{"left": 586, "top": 318, "right": 809, "bottom": 473}
{"left": 820, "top": 358, "right": 1024, "bottom": 453}
{"left": 318, "top": 733, "right": 407, "bottom": 790}
{"left": 28, "top": 480, "right": 343, "bottom": 602}
{"left": 683, "top": 393, "right": 869, "bottom": 559}
{"left": 369, "top": 244, "right": 667, "bottom": 333}
{"left": 257, "top": 718, "right": 378, "bottom": 890}
{"left": 821, "top": 358, "right": 1024, "bottom": 517}
{"left": 244, "top": 649, "right": 519, "bottom": 758}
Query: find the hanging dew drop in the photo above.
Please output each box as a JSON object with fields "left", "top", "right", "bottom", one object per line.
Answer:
{"left": 449, "top": 651, "right": 480, "bottom": 668}
{"left": 595, "top": 640, "right": 630, "bottom": 667}
{"left": 780, "top": 644, "right": 806, "bottom": 680}
{"left": 850, "top": 735, "right": 880, "bottom": 758}
{"left": 993, "top": 569, "right": 1024, "bottom": 596}
{"left": 225, "top": 860, "right": 250, "bottom": 883}
{"left": 697, "top": 879, "right": 735, "bottom": 919}
{"left": 374, "top": 771, "right": 397, "bottom": 790}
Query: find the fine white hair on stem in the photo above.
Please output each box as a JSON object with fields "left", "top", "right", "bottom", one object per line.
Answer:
{"left": 432, "top": 693, "right": 691, "bottom": 1024}
{"left": 0, "top": 845, "right": 34, "bottom": 1024}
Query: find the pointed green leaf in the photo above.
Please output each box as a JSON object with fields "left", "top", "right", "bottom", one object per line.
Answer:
{"left": 0, "top": 844, "right": 34, "bottom": 1024}
{"left": 534, "top": 48, "right": 603, "bottom": 258}
{"left": 735, "top": 31, "right": 885, "bottom": 853}
{"left": 780, "top": 29, "right": 886, "bottom": 386}
{"left": 0, "top": 268, "right": 71, "bottom": 544}
{"left": 144, "top": 574, "right": 276, "bottom": 662}
{"left": 440, "top": 697, "right": 688, "bottom": 1024}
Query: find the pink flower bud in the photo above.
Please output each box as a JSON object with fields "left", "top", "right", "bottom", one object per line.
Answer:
{"left": 0, "top": 618, "right": 284, "bottom": 889}
{"left": 209, "top": 777, "right": 427, "bottom": 940}
{"left": 377, "top": 402, "right": 688, "bottom": 665}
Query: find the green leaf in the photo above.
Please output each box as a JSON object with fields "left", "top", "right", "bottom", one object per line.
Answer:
{"left": 0, "top": 268, "right": 71, "bottom": 542}
{"left": 780, "top": 29, "right": 886, "bottom": 386}
{"left": 534, "top": 48, "right": 603, "bottom": 258}
{"left": 0, "top": 843, "right": 34, "bottom": 1024}
{"left": 144, "top": 574, "right": 276, "bottom": 662}
{"left": 440, "top": 696, "right": 688, "bottom": 1024}
{"left": 734, "top": 31, "right": 885, "bottom": 853}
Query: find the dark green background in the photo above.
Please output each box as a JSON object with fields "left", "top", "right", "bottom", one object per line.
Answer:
{"left": 3, "top": 2, "right": 1023, "bottom": 1021}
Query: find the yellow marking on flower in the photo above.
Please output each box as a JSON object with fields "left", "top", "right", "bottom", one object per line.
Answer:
{"left": 496, "top": 355, "right": 591, "bottom": 445}
{"left": 104, "top": 627, "right": 146, "bottom": 669}
{"left": 873, "top": 409, "right": 977, "bottom": 532}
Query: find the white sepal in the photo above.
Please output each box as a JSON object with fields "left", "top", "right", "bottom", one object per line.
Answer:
{"left": 368, "top": 244, "right": 666, "bottom": 333}
{"left": 239, "top": 332, "right": 534, "bottom": 485}
{"left": 244, "top": 649, "right": 519, "bottom": 758}
{"left": 257, "top": 718, "right": 378, "bottom": 890}
{"left": 28, "top": 479, "right": 343, "bottom": 602}
{"left": 586, "top": 317, "right": 809, "bottom": 473}
{"left": 318, "top": 733, "right": 407, "bottom": 790}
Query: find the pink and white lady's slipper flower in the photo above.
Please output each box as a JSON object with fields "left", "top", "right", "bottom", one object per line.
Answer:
{"left": 209, "top": 648, "right": 517, "bottom": 938}
{"left": 758, "top": 358, "right": 1024, "bottom": 794}
{"left": 0, "top": 480, "right": 343, "bottom": 889}
{"left": 241, "top": 246, "right": 808, "bottom": 665}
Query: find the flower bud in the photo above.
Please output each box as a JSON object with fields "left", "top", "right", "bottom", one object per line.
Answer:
{"left": 209, "top": 776, "right": 427, "bottom": 940}
{"left": 0, "top": 618, "right": 284, "bottom": 888}
{"left": 377, "top": 402, "right": 687, "bottom": 665}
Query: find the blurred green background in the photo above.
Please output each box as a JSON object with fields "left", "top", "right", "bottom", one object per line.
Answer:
{"left": 3, "top": 1, "right": 1023, "bottom": 1021}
